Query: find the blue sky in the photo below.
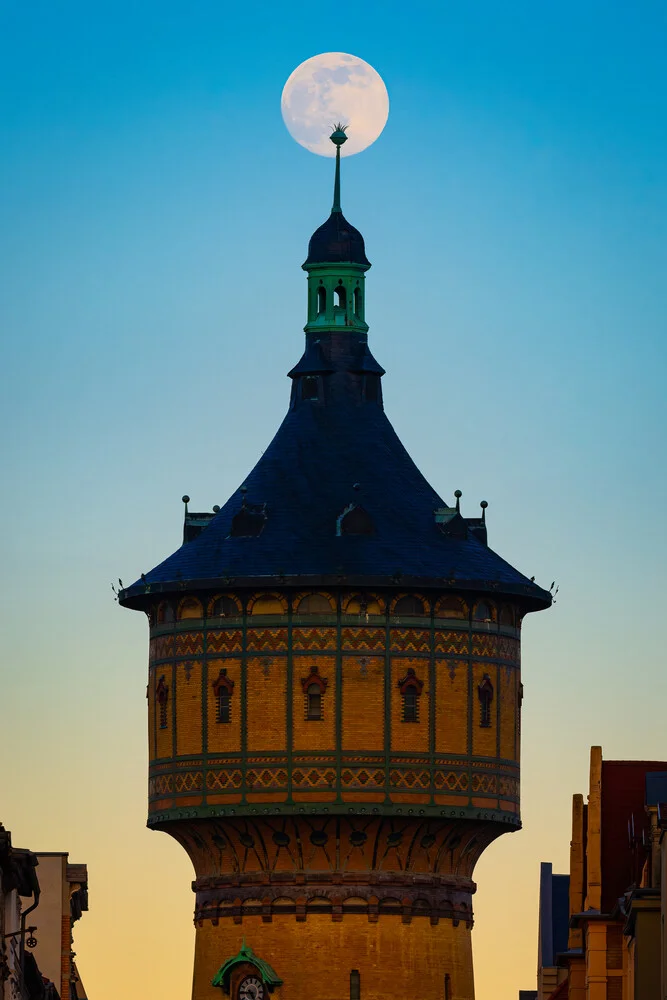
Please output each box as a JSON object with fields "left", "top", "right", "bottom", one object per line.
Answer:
{"left": 1, "top": 2, "right": 666, "bottom": 997}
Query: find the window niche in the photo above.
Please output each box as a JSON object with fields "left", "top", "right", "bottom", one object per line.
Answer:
{"left": 398, "top": 667, "right": 424, "bottom": 723}
{"left": 156, "top": 675, "right": 169, "bottom": 729}
{"left": 317, "top": 284, "right": 326, "bottom": 314}
{"left": 393, "top": 595, "right": 426, "bottom": 617}
{"left": 478, "top": 675, "right": 494, "bottom": 727}
{"left": 473, "top": 601, "right": 494, "bottom": 623}
{"left": 296, "top": 593, "right": 333, "bottom": 614}
{"left": 210, "top": 595, "right": 240, "bottom": 618}
{"left": 350, "top": 970, "right": 361, "bottom": 1000}
{"left": 301, "top": 665, "right": 328, "bottom": 721}
{"left": 353, "top": 285, "right": 362, "bottom": 318}
{"left": 212, "top": 669, "right": 234, "bottom": 724}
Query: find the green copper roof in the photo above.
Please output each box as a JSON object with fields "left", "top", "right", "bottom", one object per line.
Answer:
{"left": 212, "top": 942, "right": 283, "bottom": 993}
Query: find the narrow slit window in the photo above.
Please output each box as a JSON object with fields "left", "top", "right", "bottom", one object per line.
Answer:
{"left": 317, "top": 285, "right": 326, "bottom": 314}
{"left": 478, "top": 675, "right": 494, "bottom": 727}
{"left": 217, "top": 687, "right": 231, "bottom": 724}
{"left": 353, "top": 286, "right": 362, "bottom": 317}
{"left": 403, "top": 689, "right": 418, "bottom": 723}
{"left": 156, "top": 676, "right": 169, "bottom": 729}
{"left": 307, "top": 683, "right": 322, "bottom": 720}
{"left": 350, "top": 970, "right": 361, "bottom": 1000}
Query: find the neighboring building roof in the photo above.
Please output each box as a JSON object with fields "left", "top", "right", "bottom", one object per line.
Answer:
{"left": 212, "top": 942, "right": 282, "bottom": 991}
{"left": 303, "top": 210, "right": 370, "bottom": 266}
{"left": 600, "top": 760, "right": 667, "bottom": 911}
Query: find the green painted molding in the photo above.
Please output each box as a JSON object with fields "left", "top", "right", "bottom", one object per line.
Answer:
{"left": 212, "top": 941, "right": 282, "bottom": 992}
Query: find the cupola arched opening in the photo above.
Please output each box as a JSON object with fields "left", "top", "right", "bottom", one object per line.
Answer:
{"left": 353, "top": 285, "right": 362, "bottom": 317}
{"left": 317, "top": 285, "right": 326, "bottom": 314}
{"left": 334, "top": 283, "right": 347, "bottom": 309}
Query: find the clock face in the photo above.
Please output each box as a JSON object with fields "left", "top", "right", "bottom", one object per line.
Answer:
{"left": 239, "top": 976, "right": 264, "bottom": 1000}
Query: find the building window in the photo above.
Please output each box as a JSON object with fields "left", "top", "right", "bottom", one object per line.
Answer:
{"left": 301, "top": 665, "right": 328, "bottom": 720}
{"left": 317, "top": 285, "right": 326, "bottom": 314}
{"left": 307, "top": 684, "right": 322, "bottom": 720}
{"left": 398, "top": 667, "right": 424, "bottom": 723}
{"left": 337, "top": 504, "right": 373, "bottom": 536}
{"left": 211, "top": 595, "right": 239, "bottom": 617}
{"left": 473, "top": 600, "right": 493, "bottom": 622}
{"left": 499, "top": 604, "right": 515, "bottom": 626}
{"left": 365, "top": 375, "right": 379, "bottom": 402}
{"left": 478, "top": 675, "right": 493, "bottom": 727}
{"left": 302, "top": 376, "right": 319, "bottom": 400}
{"left": 353, "top": 286, "right": 362, "bottom": 317}
{"left": 350, "top": 970, "right": 361, "bottom": 1000}
{"left": 178, "top": 597, "right": 202, "bottom": 620}
{"left": 156, "top": 675, "right": 169, "bottom": 729}
{"left": 297, "top": 593, "right": 332, "bottom": 614}
{"left": 212, "top": 669, "right": 234, "bottom": 724}
{"left": 158, "top": 602, "right": 175, "bottom": 624}
{"left": 435, "top": 595, "right": 466, "bottom": 619}
{"left": 444, "top": 974, "right": 452, "bottom": 1000}
{"left": 393, "top": 595, "right": 425, "bottom": 616}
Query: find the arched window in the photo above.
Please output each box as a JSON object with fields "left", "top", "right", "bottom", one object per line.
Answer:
{"left": 435, "top": 595, "right": 466, "bottom": 619}
{"left": 444, "top": 974, "right": 452, "bottom": 1000}
{"left": 473, "top": 600, "right": 493, "bottom": 622}
{"left": 398, "top": 667, "right": 424, "bottom": 723}
{"left": 297, "top": 593, "right": 332, "bottom": 614}
{"left": 158, "top": 602, "right": 175, "bottom": 624}
{"left": 394, "top": 595, "right": 425, "bottom": 616}
{"left": 478, "top": 675, "right": 494, "bottom": 727}
{"left": 353, "top": 286, "right": 362, "bottom": 318}
{"left": 302, "top": 376, "right": 319, "bottom": 400}
{"left": 212, "top": 669, "right": 234, "bottom": 724}
{"left": 334, "top": 284, "right": 347, "bottom": 309}
{"left": 317, "top": 285, "right": 326, "bottom": 314}
{"left": 301, "top": 665, "right": 328, "bottom": 720}
{"left": 307, "top": 683, "right": 322, "bottom": 720}
{"left": 211, "top": 595, "right": 239, "bottom": 618}
{"left": 156, "top": 675, "right": 169, "bottom": 729}
{"left": 350, "top": 970, "right": 361, "bottom": 1000}
{"left": 499, "top": 604, "right": 515, "bottom": 626}
{"left": 178, "top": 597, "right": 202, "bottom": 620}
{"left": 250, "top": 594, "right": 285, "bottom": 615}
{"left": 345, "top": 593, "right": 382, "bottom": 615}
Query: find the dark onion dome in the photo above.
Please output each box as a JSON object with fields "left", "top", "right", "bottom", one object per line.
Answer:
{"left": 303, "top": 211, "right": 371, "bottom": 267}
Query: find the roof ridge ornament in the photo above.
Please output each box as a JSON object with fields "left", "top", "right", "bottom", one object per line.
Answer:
{"left": 330, "top": 123, "right": 348, "bottom": 214}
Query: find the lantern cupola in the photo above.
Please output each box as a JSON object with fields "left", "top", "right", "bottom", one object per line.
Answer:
{"left": 303, "top": 125, "right": 370, "bottom": 335}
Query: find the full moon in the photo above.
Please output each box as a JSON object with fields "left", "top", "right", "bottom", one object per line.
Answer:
{"left": 281, "top": 52, "right": 389, "bottom": 157}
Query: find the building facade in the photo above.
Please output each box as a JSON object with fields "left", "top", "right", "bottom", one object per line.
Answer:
{"left": 530, "top": 747, "right": 667, "bottom": 1000}
{"left": 120, "top": 129, "right": 551, "bottom": 1000}
{"left": 0, "top": 828, "right": 88, "bottom": 1000}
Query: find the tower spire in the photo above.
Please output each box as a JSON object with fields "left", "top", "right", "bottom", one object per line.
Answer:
{"left": 330, "top": 123, "right": 348, "bottom": 214}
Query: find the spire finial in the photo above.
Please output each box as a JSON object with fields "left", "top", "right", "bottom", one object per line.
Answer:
{"left": 330, "top": 123, "right": 348, "bottom": 214}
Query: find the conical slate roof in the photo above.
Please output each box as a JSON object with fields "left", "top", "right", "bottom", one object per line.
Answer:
{"left": 121, "top": 356, "right": 549, "bottom": 608}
